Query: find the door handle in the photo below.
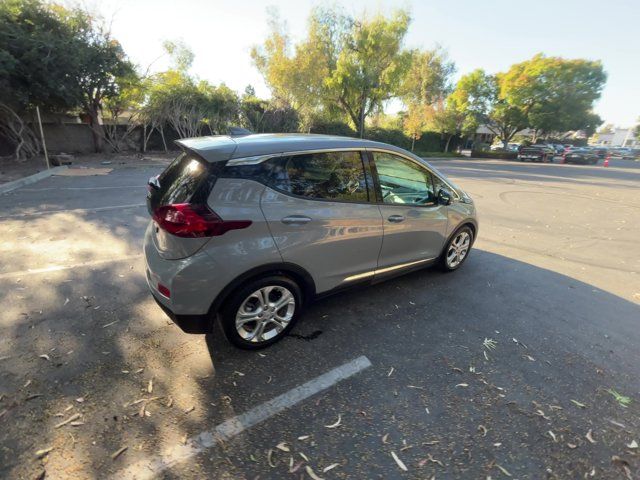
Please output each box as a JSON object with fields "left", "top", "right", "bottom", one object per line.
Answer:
{"left": 281, "top": 215, "right": 312, "bottom": 225}
{"left": 388, "top": 214, "right": 405, "bottom": 223}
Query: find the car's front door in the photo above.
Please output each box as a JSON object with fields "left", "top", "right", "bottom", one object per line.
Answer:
{"left": 260, "top": 150, "right": 383, "bottom": 293}
{"left": 370, "top": 150, "right": 449, "bottom": 273}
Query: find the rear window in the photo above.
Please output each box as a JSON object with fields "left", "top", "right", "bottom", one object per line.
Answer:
{"left": 148, "top": 153, "right": 213, "bottom": 211}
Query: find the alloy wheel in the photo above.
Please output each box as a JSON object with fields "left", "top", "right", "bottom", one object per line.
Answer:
{"left": 235, "top": 286, "right": 295, "bottom": 343}
{"left": 446, "top": 231, "right": 471, "bottom": 268}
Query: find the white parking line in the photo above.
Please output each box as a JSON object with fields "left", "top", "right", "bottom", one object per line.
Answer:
{"left": 0, "top": 203, "right": 146, "bottom": 219}
{"left": 0, "top": 255, "right": 142, "bottom": 279}
{"left": 17, "top": 185, "right": 146, "bottom": 191}
{"left": 114, "top": 355, "right": 372, "bottom": 480}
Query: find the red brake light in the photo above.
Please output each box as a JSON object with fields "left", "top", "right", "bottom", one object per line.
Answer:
{"left": 157, "top": 283, "right": 171, "bottom": 298}
{"left": 152, "top": 203, "right": 251, "bottom": 238}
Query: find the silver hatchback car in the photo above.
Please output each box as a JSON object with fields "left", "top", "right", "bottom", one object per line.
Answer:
{"left": 144, "top": 134, "right": 477, "bottom": 349}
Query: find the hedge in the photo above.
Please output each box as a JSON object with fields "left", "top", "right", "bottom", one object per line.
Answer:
{"left": 471, "top": 150, "right": 517, "bottom": 160}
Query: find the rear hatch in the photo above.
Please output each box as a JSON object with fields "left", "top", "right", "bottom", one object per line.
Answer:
{"left": 147, "top": 153, "right": 218, "bottom": 260}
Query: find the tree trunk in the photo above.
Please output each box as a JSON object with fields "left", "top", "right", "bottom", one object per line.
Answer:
{"left": 502, "top": 138, "right": 508, "bottom": 149}
{"left": 160, "top": 126, "right": 168, "bottom": 153}
{"left": 444, "top": 134, "right": 452, "bottom": 153}
{"left": 411, "top": 136, "right": 415, "bottom": 152}
{"left": 87, "top": 107, "right": 105, "bottom": 153}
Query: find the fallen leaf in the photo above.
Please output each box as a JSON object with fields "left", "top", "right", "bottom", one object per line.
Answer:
{"left": 166, "top": 396, "right": 173, "bottom": 408}
{"left": 305, "top": 465, "right": 324, "bottom": 480}
{"left": 325, "top": 414, "right": 341, "bottom": 428}
{"left": 69, "top": 421, "right": 84, "bottom": 427}
{"left": 276, "top": 442, "right": 290, "bottom": 452}
{"left": 76, "top": 397, "right": 84, "bottom": 403}
{"left": 267, "top": 449, "right": 276, "bottom": 468}
{"left": 382, "top": 433, "right": 389, "bottom": 444}
{"left": 323, "top": 463, "right": 340, "bottom": 473}
{"left": 567, "top": 443, "right": 577, "bottom": 449}
{"left": 390, "top": 451, "right": 407, "bottom": 471}
{"left": 298, "top": 435, "right": 310, "bottom": 441}
{"left": 455, "top": 383, "right": 469, "bottom": 388}
{"left": 35, "top": 447, "right": 53, "bottom": 458}
{"left": 111, "top": 446, "right": 127, "bottom": 460}
{"left": 585, "top": 429, "right": 596, "bottom": 444}
{"left": 387, "top": 367, "right": 394, "bottom": 377}
{"left": 289, "top": 461, "right": 303, "bottom": 473}
{"left": 548, "top": 431, "right": 557, "bottom": 442}
{"left": 63, "top": 298, "right": 69, "bottom": 306}
{"left": 147, "top": 379, "right": 153, "bottom": 394}
{"left": 495, "top": 464, "right": 512, "bottom": 477}
{"left": 626, "top": 440, "right": 638, "bottom": 449}
{"left": 55, "top": 413, "right": 81, "bottom": 428}
{"left": 39, "top": 354, "right": 50, "bottom": 361}
{"left": 184, "top": 406, "right": 194, "bottom": 414}
{"left": 478, "top": 425, "right": 487, "bottom": 437}
{"left": 570, "top": 399, "right": 587, "bottom": 408}
{"left": 611, "top": 456, "right": 632, "bottom": 480}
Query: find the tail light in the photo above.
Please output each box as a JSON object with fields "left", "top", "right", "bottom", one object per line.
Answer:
{"left": 153, "top": 203, "right": 251, "bottom": 238}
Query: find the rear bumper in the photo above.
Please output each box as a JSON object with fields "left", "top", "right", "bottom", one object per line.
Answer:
{"left": 151, "top": 292, "right": 212, "bottom": 334}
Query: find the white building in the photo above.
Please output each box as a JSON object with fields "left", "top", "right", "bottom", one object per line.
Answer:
{"left": 591, "top": 128, "right": 639, "bottom": 147}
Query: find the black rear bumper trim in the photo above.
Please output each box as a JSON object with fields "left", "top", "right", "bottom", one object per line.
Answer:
{"left": 151, "top": 293, "right": 212, "bottom": 334}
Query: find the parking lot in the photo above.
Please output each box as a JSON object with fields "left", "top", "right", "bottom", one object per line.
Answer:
{"left": 1, "top": 156, "right": 639, "bottom": 479}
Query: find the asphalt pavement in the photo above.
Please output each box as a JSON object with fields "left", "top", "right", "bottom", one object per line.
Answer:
{"left": 0, "top": 156, "right": 638, "bottom": 479}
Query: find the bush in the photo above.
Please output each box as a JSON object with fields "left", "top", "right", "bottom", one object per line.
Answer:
{"left": 471, "top": 150, "right": 517, "bottom": 160}
{"left": 309, "top": 119, "right": 356, "bottom": 137}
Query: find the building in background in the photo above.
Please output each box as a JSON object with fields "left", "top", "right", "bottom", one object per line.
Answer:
{"left": 590, "top": 127, "right": 639, "bottom": 147}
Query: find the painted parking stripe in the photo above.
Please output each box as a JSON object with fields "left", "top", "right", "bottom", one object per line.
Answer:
{"left": 114, "top": 355, "right": 372, "bottom": 480}
{"left": 17, "top": 185, "right": 146, "bottom": 191}
{"left": 0, "top": 203, "right": 146, "bottom": 219}
{"left": 0, "top": 255, "right": 142, "bottom": 279}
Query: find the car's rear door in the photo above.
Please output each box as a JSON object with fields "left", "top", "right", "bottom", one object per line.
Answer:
{"left": 260, "top": 150, "right": 383, "bottom": 293}
{"left": 369, "top": 150, "right": 448, "bottom": 274}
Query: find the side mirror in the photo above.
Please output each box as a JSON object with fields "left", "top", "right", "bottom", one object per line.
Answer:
{"left": 437, "top": 188, "right": 453, "bottom": 206}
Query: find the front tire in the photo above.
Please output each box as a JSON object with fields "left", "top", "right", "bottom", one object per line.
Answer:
{"left": 220, "top": 275, "right": 303, "bottom": 349}
{"left": 440, "top": 226, "right": 474, "bottom": 272}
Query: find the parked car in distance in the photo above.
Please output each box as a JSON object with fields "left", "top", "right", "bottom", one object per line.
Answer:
{"left": 590, "top": 146, "right": 609, "bottom": 158}
{"left": 517, "top": 144, "right": 555, "bottom": 162}
{"left": 144, "top": 134, "right": 478, "bottom": 349}
{"left": 491, "top": 143, "right": 519, "bottom": 152}
{"left": 562, "top": 148, "right": 599, "bottom": 165}
{"left": 611, "top": 147, "right": 640, "bottom": 159}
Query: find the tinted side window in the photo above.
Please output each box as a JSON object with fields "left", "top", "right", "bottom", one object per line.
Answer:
{"left": 373, "top": 152, "right": 435, "bottom": 205}
{"left": 271, "top": 151, "right": 369, "bottom": 202}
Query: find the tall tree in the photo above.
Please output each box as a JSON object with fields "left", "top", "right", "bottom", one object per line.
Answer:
{"left": 499, "top": 54, "right": 606, "bottom": 140}
{"left": 0, "top": 0, "right": 80, "bottom": 158}
{"left": 69, "top": 10, "right": 135, "bottom": 152}
{"left": 252, "top": 7, "right": 412, "bottom": 137}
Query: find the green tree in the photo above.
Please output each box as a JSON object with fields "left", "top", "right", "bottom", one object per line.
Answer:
{"left": 0, "top": 0, "right": 136, "bottom": 156}
{"left": 0, "top": 0, "right": 81, "bottom": 158}
{"left": 252, "top": 7, "right": 412, "bottom": 137}
{"left": 499, "top": 54, "right": 606, "bottom": 140}
{"left": 401, "top": 47, "right": 455, "bottom": 106}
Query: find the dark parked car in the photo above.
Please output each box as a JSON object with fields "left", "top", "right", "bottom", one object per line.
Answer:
{"left": 517, "top": 145, "right": 554, "bottom": 162}
{"left": 591, "top": 147, "right": 609, "bottom": 158}
{"left": 562, "top": 148, "right": 599, "bottom": 165}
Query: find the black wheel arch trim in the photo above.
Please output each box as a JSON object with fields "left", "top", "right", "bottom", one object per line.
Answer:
{"left": 208, "top": 262, "right": 316, "bottom": 320}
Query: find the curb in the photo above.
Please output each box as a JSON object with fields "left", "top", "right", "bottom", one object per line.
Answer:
{"left": 0, "top": 166, "right": 68, "bottom": 194}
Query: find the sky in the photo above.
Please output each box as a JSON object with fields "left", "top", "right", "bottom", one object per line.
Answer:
{"left": 74, "top": 0, "right": 639, "bottom": 127}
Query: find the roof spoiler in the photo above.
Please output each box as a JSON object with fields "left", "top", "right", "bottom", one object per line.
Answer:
{"left": 228, "top": 126, "right": 253, "bottom": 137}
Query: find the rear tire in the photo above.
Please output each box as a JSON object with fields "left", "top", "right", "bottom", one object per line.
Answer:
{"left": 220, "top": 275, "right": 303, "bottom": 350}
{"left": 440, "top": 226, "right": 474, "bottom": 272}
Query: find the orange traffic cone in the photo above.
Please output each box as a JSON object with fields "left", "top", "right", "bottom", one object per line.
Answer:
{"left": 604, "top": 155, "right": 610, "bottom": 167}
